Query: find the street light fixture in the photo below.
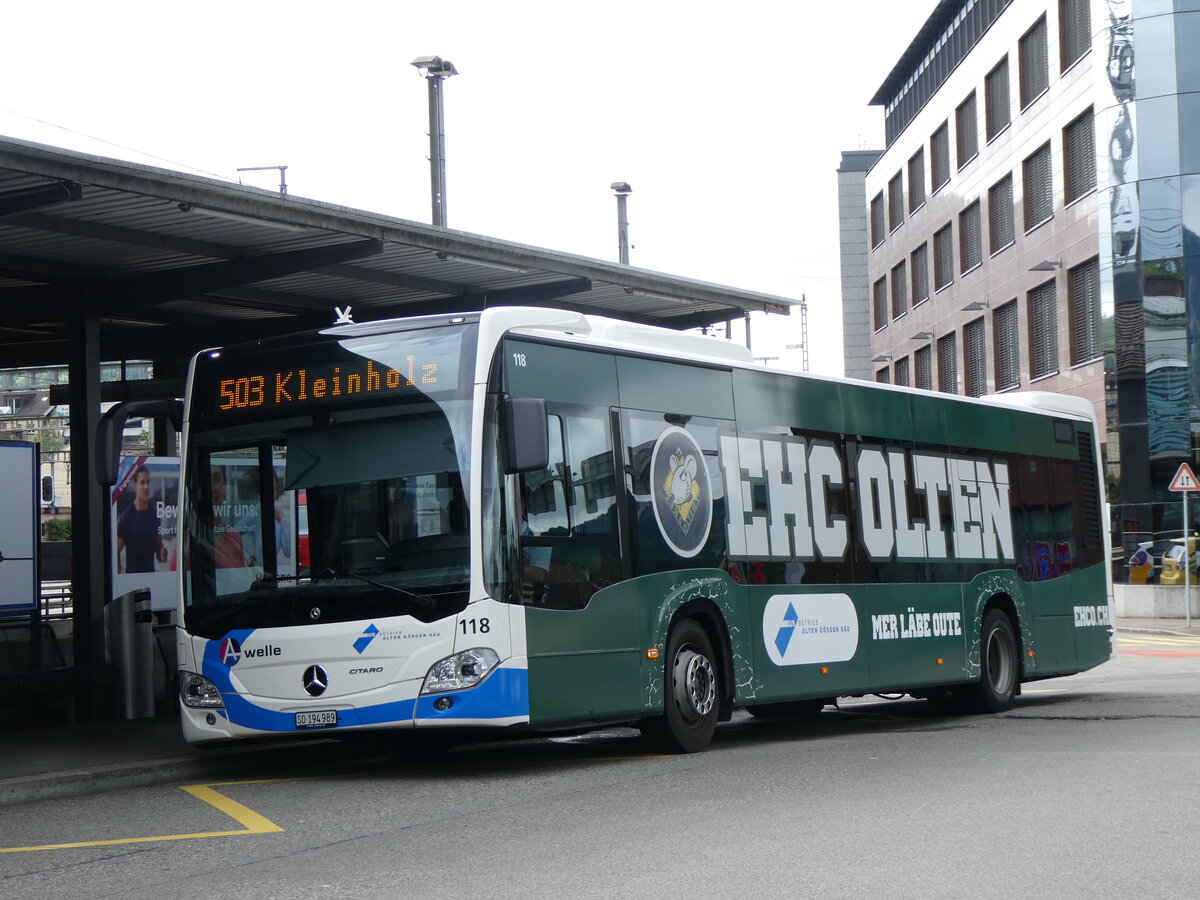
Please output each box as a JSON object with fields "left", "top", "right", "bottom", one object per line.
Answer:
{"left": 1030, "top": 259, "right": 1062, "bottom": 272}
{"left": 412, "top": 55, "right": 458, "bottom": 227}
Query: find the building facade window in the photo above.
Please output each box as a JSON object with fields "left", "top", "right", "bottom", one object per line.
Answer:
{"left": 1064, "top": 108, "right": 1096, "bottom": 203}
{"left": 888, "top": 172, "right": 905, "bottom": 231}
{"left": 1023, "top": 142, "right": 1053, "bottom": 229}
{"left": 956, "top": 91, "right": 979, "bottom": 169}
{"left": 873, "top": 276, "right": 888, "bottom": 331}
{"left": 1069, "top": 257, "right": 1102, "bottom": 364}
{"left": 933, "top": 222, "right": 954, "bottom": 290}
{"left": 1029, "top": 280, "right": 1059, "bottom": 377}
{"left": 911, "top": 243, "right": 930, "bottom": 305}
{"left": 988, "top": 173, "right": 1015, "bottom": 253}
{"left": 915, "top": 344, "right": 933, "bottom": 390}
{"left": 876, "top": 366, "right": 890, "bottom": 384}
{"left": 891, "top": 260, "right": 908, "bottom": 320}
{"left": 1060, "top": 0, "right": 1091, "bottom": 72}
{"left": 908, "top": 148, "right": 926, "bottom": 212}
{"left": 994, "top": 300, "right": 1020, "bottom": 390}
{"left": 878, "top": 0, "right": 1016, "bottom": 146}
{"left": 931, "top": 122, "right": 951, "bottom": 192}
{"left": 1019, "top": 16, "right": 1049, "bottom": 109}
{"left": 964, "top": 318, "right": 987, "bottom": 397}
{"left": 960, "top": 200, "right": 983, "bottom": 273}
{"left": 894, "top": 356, "right": 911, "bottom": 387}
{"left": 870, "top": 192, "right": 885, "bottom": 248}
{"left": 985, "top": 57, "right": 1011, "bottom": 141}
{"left": 937, "top": 332, "right": 958, "bottom": 394}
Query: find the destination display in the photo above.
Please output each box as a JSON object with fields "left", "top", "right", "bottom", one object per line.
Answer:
{"left": 200, "top": 329, "right": 466, "bottom": 423}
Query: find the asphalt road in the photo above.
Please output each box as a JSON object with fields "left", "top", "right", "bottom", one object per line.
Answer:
{"left": 3, "top": 632, "right": 1200, "bottom": 899}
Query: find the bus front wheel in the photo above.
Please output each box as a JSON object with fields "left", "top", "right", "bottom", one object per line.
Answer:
{"left": 968, "top": 609, "right": 1019, "bottom": 713}
{"left": 640, "top": 619, "right": 720, "bottom": 753}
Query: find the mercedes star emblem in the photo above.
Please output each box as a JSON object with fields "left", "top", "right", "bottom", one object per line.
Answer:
{"left": 309, "top": 607, "right": 321, "bottom": 620}
{"left": 303, "top": 664, "right": 328, "bottom": 697}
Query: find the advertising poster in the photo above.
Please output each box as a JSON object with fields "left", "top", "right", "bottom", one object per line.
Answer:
{"left": 111, "top": 456, "right": 298, "bottom": 609}
{"left": 207, "top": 458, "right": 297, "bottom": 596}
{"left": 110, "top": 456, "right": 180, "bottom": 612}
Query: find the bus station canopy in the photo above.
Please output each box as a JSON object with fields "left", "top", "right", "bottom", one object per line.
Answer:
{"left": 0, "top": 134, "right": 798, "bottom": 679}
{"left": 0, "top": 134, "right": 796, "bottom": 374}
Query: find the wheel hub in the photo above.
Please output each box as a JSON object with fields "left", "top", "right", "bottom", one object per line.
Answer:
{"left": 672, "top": 648, "right": 716, "bottom": 723}
{"left": 986, "top": 629, "right": 1014, "bottom": 694}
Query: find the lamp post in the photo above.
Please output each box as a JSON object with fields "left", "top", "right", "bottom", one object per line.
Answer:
{"left": 412, "top": 56, "right": 458, "bottom": 227}
{"left": 611, "top": 182, "right": 632, "bottom": 264}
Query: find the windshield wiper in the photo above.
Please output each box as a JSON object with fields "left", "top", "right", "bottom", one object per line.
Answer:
{"left": 315, "top": 569, "right": 437, "bottom": 611}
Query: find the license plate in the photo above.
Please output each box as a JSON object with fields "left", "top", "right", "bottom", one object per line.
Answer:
{"left": 295, "top": 710, "right": 338, "bottom": 729}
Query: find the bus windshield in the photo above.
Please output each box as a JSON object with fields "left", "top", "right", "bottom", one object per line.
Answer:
{"left": 181, "top": 322, "right": 478, "bottom": 637}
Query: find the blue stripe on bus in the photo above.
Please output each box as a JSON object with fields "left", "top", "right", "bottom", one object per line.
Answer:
{"left": 218, "top": 692, "right": 419, "bottom": 731}
{"left": 201, "top": 632, "right": 526, "bottom": 731}
{"left": 414, "top": 667, "right": 529, "bottom": 721}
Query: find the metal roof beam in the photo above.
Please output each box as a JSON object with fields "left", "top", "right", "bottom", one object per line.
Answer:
{"left": 318, "top": 262, "right": 463, "bottom": 296}
{"left": 467, "top": 277, "right": 593, "bottom": 305}
{"left": 0, "top": 315, "right": 335, "bottom": 367}
{"left": 160, "top": 286, "right": 343, "bottom": 316}
{"left": 0, "top": 250, "right": 97, "bottom": 283}
{"left": 5, "top": 210, "right": 234, "bottom": 258}
{"left": 0, "top": 180, "right": 82, "bottom": 218}
{"left": 0, "top": 238, "right": 385, "bottom": 320}
{"left": 89, "top": 238, "right": 386, "bottom": 313}
{"left": 336, "top": 277, "right": 592, "bottom": 321}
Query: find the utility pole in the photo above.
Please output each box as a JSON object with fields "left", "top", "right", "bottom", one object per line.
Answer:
{"left": 412, "top": 56, "right": 458, "bottom": 227}
{"left": 611, "top": 182, "right": 632, "bottom": 264}
{"left": 785, "top": 295, "right": 810, "bottom": 372}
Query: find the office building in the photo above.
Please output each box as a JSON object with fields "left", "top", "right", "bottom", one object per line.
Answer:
{"left": 851, "top": 0, "right": 1200, "bottom": 565}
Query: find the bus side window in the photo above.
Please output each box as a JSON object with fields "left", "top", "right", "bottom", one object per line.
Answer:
{"left": 522, "top": 415, "right": 567, "bottom": 536}
{"left": 520, "top": 409, "right": 620, "bottom": 609}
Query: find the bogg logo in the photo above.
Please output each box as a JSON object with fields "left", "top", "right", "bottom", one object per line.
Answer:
{"left": 762, "top": 593, "right": 859, "bottom": 667}
{"left": 354, "top": 623, "right": 379, "bottom": 655}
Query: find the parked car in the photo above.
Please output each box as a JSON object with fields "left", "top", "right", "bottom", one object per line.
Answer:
{"left": 1159, "top": 537, "right": 1199, "bottom": 585}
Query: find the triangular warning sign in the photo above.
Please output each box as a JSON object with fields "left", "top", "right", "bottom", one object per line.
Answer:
{"left": 1170, "top": 463, "right": 1200, "bottom": 491}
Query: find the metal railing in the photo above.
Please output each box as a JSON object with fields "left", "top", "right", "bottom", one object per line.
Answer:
{"left": 39, "top": 582, "right": 73, "bottom": 620}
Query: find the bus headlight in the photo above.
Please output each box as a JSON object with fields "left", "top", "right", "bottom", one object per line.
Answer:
{"left": 179, "top": 671, "right": 225, "bottom": 708}
{"left": 421, "top": 648, "right": 500, "bottom": 694}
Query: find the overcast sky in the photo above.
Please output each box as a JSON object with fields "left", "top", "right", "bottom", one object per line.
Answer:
{"left": 1, "top": 0, "right": 939, "bottom": 376}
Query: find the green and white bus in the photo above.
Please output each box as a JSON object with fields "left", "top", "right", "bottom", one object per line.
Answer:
{"left": 101, "top": 306, "right": 1114, "bottom": 752}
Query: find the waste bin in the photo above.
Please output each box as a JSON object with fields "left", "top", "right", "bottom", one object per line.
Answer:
{"left": 105, "top": 588, "right": 155, "bottom": 719}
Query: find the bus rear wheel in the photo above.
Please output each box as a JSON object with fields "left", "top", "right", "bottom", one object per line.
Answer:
{"left": 966, "top": 609, "right": 1018, "bottom": 713}
{"left": 640, "top": 619, "right": 720, "bottom": 753}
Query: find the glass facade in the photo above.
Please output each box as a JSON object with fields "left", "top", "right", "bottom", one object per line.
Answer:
{"left": 864, "top": 0, "right": 1200, "bottom": 579}
{"left": 1099, "top": 2, "right": 1200, "bottom": 564}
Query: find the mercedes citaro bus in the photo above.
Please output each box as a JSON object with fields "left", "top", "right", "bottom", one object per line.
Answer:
{"left": 98, "top": 307, "right": 1113, "bottom": 752}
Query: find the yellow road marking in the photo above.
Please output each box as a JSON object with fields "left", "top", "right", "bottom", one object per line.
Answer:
{"left": 1022, "top": 688, "right": 1069, "bottom": 694}
{"left": 0, "top": 753, "right": 661, "bottom": 855}
{"left": 0, "top": 778, "right": 286, "bottom": 854}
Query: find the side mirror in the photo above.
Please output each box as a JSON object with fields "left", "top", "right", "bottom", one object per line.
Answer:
{"left": 502, "top": 397, "right": 548, "bottom": 474}
{"left": 95, "top": 399, "right": 184, "bottom": 485}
